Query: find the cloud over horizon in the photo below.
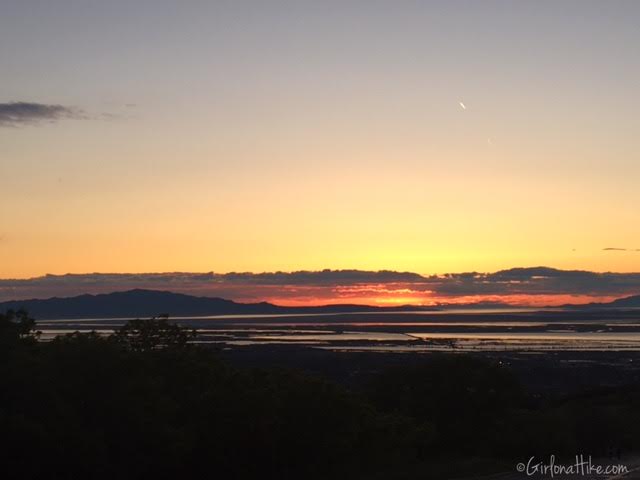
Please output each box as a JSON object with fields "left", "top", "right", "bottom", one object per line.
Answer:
{"left": 0, "top": 101, "right": 85, "bottom": 127}
{"left": 1, "top": 267, "right": 640, "bottom": 306}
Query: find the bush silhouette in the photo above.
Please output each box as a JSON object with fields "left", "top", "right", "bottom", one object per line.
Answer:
{"left": 111, "top": 315, "right": 196, "bottom": 352}
{"left": 2, "top": 312, "right": 640, "bottom": 479}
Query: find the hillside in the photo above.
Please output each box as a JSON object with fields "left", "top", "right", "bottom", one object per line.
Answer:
{"left": 0, "top": 289, "right": 434, "bottom": 319}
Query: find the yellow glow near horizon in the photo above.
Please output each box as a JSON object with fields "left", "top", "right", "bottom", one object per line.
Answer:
{"left": 2, "top": 3, "right": 640, "bottom": 280}
{"left": 3, "top": 144, "right": 639, "bottom": 278}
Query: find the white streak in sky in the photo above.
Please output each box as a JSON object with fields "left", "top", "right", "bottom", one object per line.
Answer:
{"left": 459, "top": 101, "right": 466, "bottom": 110}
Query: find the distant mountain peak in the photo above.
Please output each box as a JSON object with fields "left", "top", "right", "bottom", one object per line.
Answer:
{"left": 0, "top": 289, "right": 435, "bottom": 320}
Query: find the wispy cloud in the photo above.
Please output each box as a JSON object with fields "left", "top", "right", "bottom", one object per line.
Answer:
{"left": 0, "top": 101, "right": 86, "bottom": 127}
{"left": 603, "top": 247, "right": 640, "bottom": 252}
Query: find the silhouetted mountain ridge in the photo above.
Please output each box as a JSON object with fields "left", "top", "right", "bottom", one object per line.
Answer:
{"left": 0, "top": 289, "right": 437, "bottom": 319}
{"left": 3, "top": 289, "right": 640, "bottom": 319}
{"left": 568, "top": 294, "right": 640, "bottom": 309}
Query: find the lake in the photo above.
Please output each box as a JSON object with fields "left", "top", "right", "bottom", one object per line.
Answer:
{"left": 35, "top": 308, "right": 640, "bottom": 352}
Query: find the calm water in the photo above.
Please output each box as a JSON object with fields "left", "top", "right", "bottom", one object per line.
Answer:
{"left": 35, "top": 309, "right": 640, "bottom": 352}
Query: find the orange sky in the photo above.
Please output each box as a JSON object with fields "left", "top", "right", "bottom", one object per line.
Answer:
{"left": 2, "top": 2, "right": 639, "bottom": 287}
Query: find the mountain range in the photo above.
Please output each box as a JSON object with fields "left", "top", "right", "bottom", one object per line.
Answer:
{"left": 565, "top": 295, "right": 640, "bottom": 309}
{"left": 0, "top": 289, "right": 437, "bottom": 319}
{"left": 1, "top": 289, "right": 639, "bottom": 320}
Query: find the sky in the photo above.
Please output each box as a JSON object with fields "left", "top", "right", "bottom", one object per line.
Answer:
{"left": 1, "top": 1, "right": 640, "bottom": 304}
{"left": 2, "top": 268, "right": 640, "bottom": 306}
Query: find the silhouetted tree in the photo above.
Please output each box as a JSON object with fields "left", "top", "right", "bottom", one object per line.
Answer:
{"left": 111, "top": 315, "right": 196, "bottom": 352}
{"left": 4, "top": 311, "right": 640, "bottom": 479}
{"left": 0, "top": 309, "right": 39, "bottom": 348}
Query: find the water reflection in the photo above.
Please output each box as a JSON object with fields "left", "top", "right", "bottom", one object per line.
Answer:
{"left": 36, "top": 310, "right": 640, "bottom": 352}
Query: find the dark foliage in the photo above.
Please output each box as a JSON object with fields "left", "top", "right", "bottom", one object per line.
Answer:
{"left": 111, "top": 315, "right": 196, "bottom": 352}
{"left": 0, "top": 309, "right": 38, "bottom": 342}
{"left": 2, "top": 312, "right": 640, "bottom": 479}
{"left": 367, "top": 356, "right": 525, "bottom": 457}
{"left": 0, "top": 315, "right": 415, "bottom": 479}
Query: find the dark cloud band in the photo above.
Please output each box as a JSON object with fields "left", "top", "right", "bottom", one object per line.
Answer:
{"left": 1, "top": 267, "right": 640, "bottom": 303}
{"left": 0, "top": 101, "right": 85, "bottom": 127}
